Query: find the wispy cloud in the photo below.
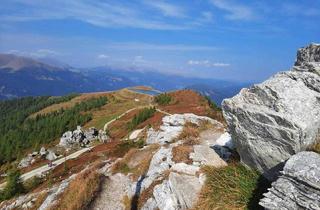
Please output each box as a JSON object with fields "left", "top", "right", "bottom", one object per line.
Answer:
{"left": 7, "top": 49, "right": 60, "bottom": 58}
{"left": 143, "top": 1, "right": 187, "bottom": 18}
{"left": 106, "top": 42, "right": 218, "bottom": 51}
{"left": 187, "top": 60, "right": 230, "bottom": 67}
{"left": 209, "top": 0, "right": 255, "bottom": 20}
{"left": 97, "top": 54, "right": 110, "bottom": 59}
{"left": 0, "top": 0, "right": 194, "bottom": 30}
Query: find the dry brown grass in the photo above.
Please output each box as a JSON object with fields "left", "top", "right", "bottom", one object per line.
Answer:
{"left": 180, "top": 122, "right": 199, "bottom": 138}
{"left": 112, "top": 144, "right": 159, "bottom": 180}
{"left": 177, "top": 121, "right": 201, "bottom": 145}
{"left": 308, "top": 131, "right": 320, "bottom": 154}
{"left": 50, "top": 167, "right": 103, "bottom": 210}
{"left": 172, "top": 145, "right": 193, "bottom": 164}
{"left": 29, "top": 192, "right": 48, "bottom": 210}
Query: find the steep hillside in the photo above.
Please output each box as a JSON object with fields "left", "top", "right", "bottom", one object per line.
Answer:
{"left": 0, "top": 87, "right": 231, "bottom": 210}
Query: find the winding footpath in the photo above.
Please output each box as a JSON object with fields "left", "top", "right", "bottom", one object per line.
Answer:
{"left": 0, "top": 106, "right": 171, "bottom": 190}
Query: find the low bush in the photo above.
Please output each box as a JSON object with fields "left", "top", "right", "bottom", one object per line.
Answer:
{"left": 194, "top": 163, "right": 269, "bottom": 210}
{"left": 154, "top": 93, "right": 172, "bottom": 105}
{"left": 204, "top": 95, "right": 221, "bottom": 111}
{"left": 23, "top": 176, "right": 44, "bottom": 192}
{"left": 0, "top": 169, "right": 25, "bottom": 201}
{"left": 128, "top": 107, "right": 156, "bottom": 131}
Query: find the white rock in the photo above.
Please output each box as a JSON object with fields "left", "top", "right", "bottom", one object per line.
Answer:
{"left": 46, "top": 150, "right": 57, "bottom": 161}
{"left": 147, "top": 113, "right": 223, "bottom": 145}
{"left": 141, "top": 197, "right": 158, "bottom": 210}
{"left": 215, "top": 132, "right": 234, "bottom": 149}
{"left": 168, "top": 172, "right": 203, "bottom": 209}
{"left": 153, "top": 180, "right": 179, "bottom": 210}
{"left": 190, "top": 145, "right": 227, "bottom": 167}
{"left": 141, "top": 146, "right": 175, "bottom": 190}
{"left": 171, "top": 163, "right": 199, "bottom": 176}
{"left": 129, "top": 128, "right": 144, "bottom": 140}
{"left": 39, "top": 147, "right": 47, "bottom": 156}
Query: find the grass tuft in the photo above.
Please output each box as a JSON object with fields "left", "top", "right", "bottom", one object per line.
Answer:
{"left": 194, "top": 163, "right": 269, "bottom": 210}
{"left": 178, "top": 121, "right": 200, "bottom": 145}
{"left": 49, "top": 166, "right": 103, "bottom": 210}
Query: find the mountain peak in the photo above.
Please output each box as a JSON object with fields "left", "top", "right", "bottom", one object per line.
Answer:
{"left": 0, "top": 53, "right": 63, "bottom": 72}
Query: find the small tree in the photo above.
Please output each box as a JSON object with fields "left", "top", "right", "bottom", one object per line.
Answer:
{"left": 3, "top": 169, "right": 24, "bottom": 200}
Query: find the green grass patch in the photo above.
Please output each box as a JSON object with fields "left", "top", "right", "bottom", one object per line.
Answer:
{"left": 195, "top": 163, "right": 270, "bottom": 210}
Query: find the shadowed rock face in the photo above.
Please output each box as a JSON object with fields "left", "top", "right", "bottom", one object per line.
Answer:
{"left": 222, "top": 43, "right": 320, "bottom": 180}
{"left": 259, "top": 152, "right": 320, "bottom": 210}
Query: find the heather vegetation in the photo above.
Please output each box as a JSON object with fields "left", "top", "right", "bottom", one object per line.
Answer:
{"left": 154, "top": 93, "right": 172, "bottom": 105}
{"left": 0, "top": 96, "right": 107, "bottom": 164}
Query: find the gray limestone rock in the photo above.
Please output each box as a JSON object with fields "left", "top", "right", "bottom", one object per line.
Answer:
{"left": 260, "top": 151, "right": 320, "bottom": 210}
{"left": 222, "top": 43, "right": 320, "bottom": 179}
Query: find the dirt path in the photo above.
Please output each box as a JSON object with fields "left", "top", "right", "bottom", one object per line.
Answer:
{"left": 0, "top": 147, "right": 92, "bottom": 190}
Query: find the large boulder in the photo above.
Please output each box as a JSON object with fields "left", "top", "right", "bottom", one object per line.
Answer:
{"left": 260, "top": 152, "right": 320, "bottom": 209}
{"left": 222, "top": 43, "right": 320, "bottom": 179}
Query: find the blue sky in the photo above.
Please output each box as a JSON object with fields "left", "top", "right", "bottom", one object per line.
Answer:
{"left": 0, "top": 0, "right": 319, "bottom": 82}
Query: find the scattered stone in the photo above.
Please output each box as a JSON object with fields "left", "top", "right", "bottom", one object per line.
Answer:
{"left": 39, "top": 147, "right": 47, "bottom": 156}
{"left": 46, "top": 150, "right": 57, "bottom": 161}
{"left": 222, "top": 43, "right": 320, "bottom": 179}
{"left": 260, "top": 152, "right": 320, "bottom": 210}
{"left": 129, "top": 128, "right": 144, "bottom": 140}
{"left": 98, "top": 129, "right": 109, "bottom": 143}
{"left": 18, "top": 154, "right": 34, "bottom": 169}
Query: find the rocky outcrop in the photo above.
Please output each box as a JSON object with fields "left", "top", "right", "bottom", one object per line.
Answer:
{"left": 294, "top": 43, "right": 320, "bottom": 74}
{"left": 260, "top": 151, "right": 320, "bottom": 210}
{"left": 222, "top": 43, "right": 320, "bottom": 179}
{"left": 147, "top": 113, "right": 223, "bottom": 145}
{"left": 18, "top": 147, "right": 58, "bottom": 168}
{"left": 59, "top": 126, "right": 109, "bottom": 147}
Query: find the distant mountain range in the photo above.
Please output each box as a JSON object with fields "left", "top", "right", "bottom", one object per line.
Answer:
{"left": 0, "top": 54, "right": 251, "bottom": 104}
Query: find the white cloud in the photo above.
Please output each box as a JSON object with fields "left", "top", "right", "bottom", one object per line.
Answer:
{"left": 144, "top": 1, "right": 187, "bottom": 18}
{"left": 7, "top": 49, "right": 59, "bottom": 58}
{"left": 0, "top": 0, "right": 189, "bottom": 30}
{"left": 209, "top": 0, "right": 255, "bottom": 20}
{"left": 97, "top": 54, "right": 110, "bottom": 59}
{"left": 188, "top": 60, "right": 230, "bottom": 67}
